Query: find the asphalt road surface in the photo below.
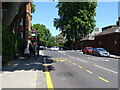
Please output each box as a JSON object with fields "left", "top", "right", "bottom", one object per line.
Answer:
{"left": 43, "top": 50, "right": 118, "bottom": 88}
{"left": 44, "top": 51, "right": 118, "bottom": 88}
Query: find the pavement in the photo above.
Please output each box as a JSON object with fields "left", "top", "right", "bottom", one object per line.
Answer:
{"left": 109, "top": 55, "right": 120, "bottom": 59}
{"left": 2, "top": 50, "right": 47, "bottom": 88}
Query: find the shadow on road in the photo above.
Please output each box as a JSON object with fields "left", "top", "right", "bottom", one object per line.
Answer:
{"left": 42, "top": 55, "right": 55, "bottom": 72}
{"left": 2, "top": 55, "right": 56, "bottom": 72}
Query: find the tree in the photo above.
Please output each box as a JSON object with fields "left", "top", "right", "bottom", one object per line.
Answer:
{"left": 32, "top": 24, "right": 51, "bottom": 46}
{"left": 31, "top": 2, "right": 35, "bottom": 13}
{"left": 30, "top": 3, "right": 35, "bottom": 20}
{"left": 55, "top": 33, "right": 66, "bottom": 47}
{"left": 54, "top": 2, "right": 97, "bottom": 43}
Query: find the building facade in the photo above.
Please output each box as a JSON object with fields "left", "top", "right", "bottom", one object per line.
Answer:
{"left": 95, "top": 27, "right": 120, "bottom": 55}
{"left": 80, "top": 28, "right": 100, "bottom": 50}
{"left": 2, "top": 2, "right": 31, "bottom": 40}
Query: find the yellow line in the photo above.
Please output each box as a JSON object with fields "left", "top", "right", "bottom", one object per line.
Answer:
{"left": 86, "top": 70, "right": 93, "bottom": 74}
{"left": 73, "top": 63, "right": 77, "bottom": 65}
{"left": 44, "top": 58, "right": 54, "bottom": 89}
{"left": 78, "top": 66, "right": 82, "bottom": 68}
{"left": 69, "top": 61, "right": 72, "bottom": 62}
{"left": 98, "top": 77, "right": 109, "bottom": 83}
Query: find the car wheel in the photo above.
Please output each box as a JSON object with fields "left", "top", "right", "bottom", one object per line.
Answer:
{"left": 97, "top": 54, "right": 100, "bottom": 57}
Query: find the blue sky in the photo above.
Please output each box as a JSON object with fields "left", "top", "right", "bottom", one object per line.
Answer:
{"left": 32, "top": 2, "right": 118, "bottom": 36}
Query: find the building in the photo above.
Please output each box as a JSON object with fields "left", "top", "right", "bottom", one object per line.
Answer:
{"left": 94, "top": 17, "right": 120, "bottom": 55}
{"left": 2, "top": 2, "right": 31, "bottom": 40}
{"left": 2, "top": 2, "right": 31, "bottom": 58}
{"left": 80, "top": 28, "right": 100, "bottom": 50}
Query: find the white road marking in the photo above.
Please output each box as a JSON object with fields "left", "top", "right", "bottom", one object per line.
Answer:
{"left": 58, "top": 51, "right": 66, "bottom": 53}
{"left": 69, "top": 56, "right": 74, "bottom": 58}
{"left": 77, "top": 58, "right": 88, "bottom": 63}
{"left": 94, "top": 64, "right": 118, "bottom": 74}
{"left": 88, "top": 57, "right": 110, "bottom": 62}
{"left": 105, "top": 60, "right": 109, "bottom": 61}
{"left": 68, "top": 55, "right": 74, "bottom": 58}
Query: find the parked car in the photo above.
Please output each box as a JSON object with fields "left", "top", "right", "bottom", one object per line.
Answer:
{"left": 39, "top": 46, "right": 44, "bottom": 50}
{"left": 83, "top": 47, "right": 93, "bottom": 54}
{"left": 50, "top": 46, "right": 59, "bottom": 51}
{"left": 92, "top": 48, "right": 110, "bottom": 57}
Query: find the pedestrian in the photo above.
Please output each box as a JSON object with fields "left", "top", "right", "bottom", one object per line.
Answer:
{"left": 29, "top": 43, "right": 33, "bottom": 58}
{"left": 24, "top": 46, "right": 30, "bottom": 60}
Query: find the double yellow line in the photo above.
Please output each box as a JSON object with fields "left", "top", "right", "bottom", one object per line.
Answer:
{"left": 44, "top": 58, "right": 54, "bottom": 90}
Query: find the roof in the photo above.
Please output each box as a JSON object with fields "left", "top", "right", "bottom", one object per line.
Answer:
{"left": 80, "top": 35, "right": 95, "bottom": 41}
{"left": 95, "top": 26, "right": 120, "bottom": 36}
{"left": 80, "top": 31, "right": 100, "bottom": 41}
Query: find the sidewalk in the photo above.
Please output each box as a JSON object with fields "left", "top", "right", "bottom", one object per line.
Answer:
{"left": 2, "top": 50, "right": 47, "bottom": 88}
{"left": 109, "top": 55, "right": 120, "bottom": 59}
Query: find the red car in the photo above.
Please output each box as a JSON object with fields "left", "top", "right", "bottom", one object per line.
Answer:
{"left": 83, "top": 47, "right": 93, "bottom": 54}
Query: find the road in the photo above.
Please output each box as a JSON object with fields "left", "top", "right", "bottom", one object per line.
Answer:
{"left": 43, "top": 50, "right": 118, "bottom": 88}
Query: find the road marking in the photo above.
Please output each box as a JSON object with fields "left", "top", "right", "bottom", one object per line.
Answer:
{"left": 60, "top": 60, "right": 65, "bottom": 62}
{"left": 69, "top": 61, "right": 72, "bottom": 63}
{"left": 48, "top": 58, "right": 54, "bottom": 60}
{"left": 98, "top": 77, "right": 109, "bottom": 83}
{"left": 56, "top": 60, "right": 59, "bottom": 62}
{"left": 94, "top": 64, "right": 118, "bottom": 74}
{"left": 86, "top": 70, "right": 93, "bottom": 74}
{"left": 73, "top": 63, "right": 77, "bottom": 65}
{"left": 44, "top": 58, "right": 54, "bottom": 89}
{"left": 69, "top": 55, "right": 74, "bottom": 58}
{"left": 43, "top": 64, "right": 52, "bottom": 67}
{"left": 78, "top": 66, "right": 82, "bottom": 68}
{"left": 77, "top": 58, "right": 88, "bottom": 63}
{"left": 105, "top": 60, "right": 109, "bottom": 61}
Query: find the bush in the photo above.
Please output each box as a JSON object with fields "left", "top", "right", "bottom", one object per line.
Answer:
{"left": 2, "top": 26, "right": 27, "bottom": 64}
{"left": 2, "top": 26, "right": 16, "bottom": 64}
{"left": 16, "top": 37, "right": 27, "bottom": 56}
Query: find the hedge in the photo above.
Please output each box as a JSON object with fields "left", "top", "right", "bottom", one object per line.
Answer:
{"left": 2, "top": 26, "right": 27, "bottom": 64}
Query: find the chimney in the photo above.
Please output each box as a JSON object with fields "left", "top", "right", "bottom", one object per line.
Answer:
{"left": 117, "top": 17, "right": 120, "bottom": 26}
{"left": 94, "top": 28, "right": 99, "bottom": 32}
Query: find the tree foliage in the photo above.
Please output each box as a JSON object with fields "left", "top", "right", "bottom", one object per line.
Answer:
{"left": 32, "top": 24, "right": 51, "bottom": 46}
{"left": 32, "top": 24, "right": 66, "bottom": 47}
{"left": 30, "top": 3, "right": 35, "bottom": 20}
{"left": 2, "top": 26, "right": 27, "bottom": 64}
{"left": 55, "top": 33, "right": 66, "bottom": 47}
{"left": 54, "top": 2, "right": 97, "bottom": 43}
{"left": 31, "top": 2, "right": 36, "bottom": 13}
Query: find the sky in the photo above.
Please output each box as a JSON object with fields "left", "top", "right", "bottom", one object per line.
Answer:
{"left": 31, "top": 2, "right": 119, "bottom": 36}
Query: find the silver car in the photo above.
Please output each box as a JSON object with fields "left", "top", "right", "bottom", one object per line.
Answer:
{"left": 50, "top": 46, "right": 59, "bottom": 51}
{"left": 92, "top": 48, "right": 110, "bottom": 57}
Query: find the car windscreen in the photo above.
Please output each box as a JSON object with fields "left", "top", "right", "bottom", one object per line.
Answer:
{"left": 87, "top": 48, "right": 93, "bottom": 50}
{"left": 97, "top": 48, "right": 106, "bottom": 51}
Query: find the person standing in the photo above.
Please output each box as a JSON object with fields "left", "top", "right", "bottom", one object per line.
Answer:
{"left": 24, "top": 46, "right": 30, "bottom": 60}
{"left": 29, "top": 43, "right": 33, "bottom": 58}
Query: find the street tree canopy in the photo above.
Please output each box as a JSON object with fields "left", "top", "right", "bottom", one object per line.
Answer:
{"left": 32, "top": 24, "right": 66, "bottom": 47}
{"left": 32, "top": 24, "right": 51, "bottom": 46}
{"left": 54, "top": 2, "right": 97, "bottom": 43}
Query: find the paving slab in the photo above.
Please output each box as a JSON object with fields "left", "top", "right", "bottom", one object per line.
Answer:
{"left": 2, "top": 51, "right": 46, "bottom": 88}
